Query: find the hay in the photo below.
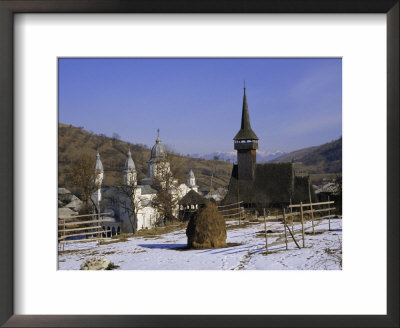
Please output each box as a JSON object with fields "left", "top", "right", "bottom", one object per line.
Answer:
{"left": 186, "top": 201, "right": 227, "bottom": 249}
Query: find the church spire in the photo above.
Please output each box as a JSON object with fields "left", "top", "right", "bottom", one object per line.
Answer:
{"left": 95, "top": 151, "right": 104, "bottom": 173}
{"left": 233, "top": 86, "right": 259, "bottom": 141}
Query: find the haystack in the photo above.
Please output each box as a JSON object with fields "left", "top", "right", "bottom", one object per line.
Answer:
{"left": 186, "top": 201, "right": 227, "bottom": 249}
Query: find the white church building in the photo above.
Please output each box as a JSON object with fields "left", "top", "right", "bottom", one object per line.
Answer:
{"left": 92, "top": 131, "right": 200, "bottom": 234}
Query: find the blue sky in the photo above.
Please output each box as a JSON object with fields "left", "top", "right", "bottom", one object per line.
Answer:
{"left": 58, "top": 58, "right": 342, "bottom": 155}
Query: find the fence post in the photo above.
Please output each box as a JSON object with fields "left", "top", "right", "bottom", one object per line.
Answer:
{"left": 290, "top": 198, "right": 294, "bottom": 234}
{"left": 62, "top": 218, "right": 65, "bottom": 251}
{"left": 308, "top": 177, "right": 315, "bottom": 235}
{"left": 237, "top": 187, "right": 240, "bottom": 226}
{"left": 283, "top": 208, "right": 288, "bottom": 250}
{"left": 98, "top": 213, "right": 102, "bottom": 245}
{"left": 300, "top": 201, "right": 305, "bottom": 247}
{"left": 263, "top": 208, "right": 268, "bottom": 254}
{"left": 328, "top": 196, "right": 331, "bottom": 231}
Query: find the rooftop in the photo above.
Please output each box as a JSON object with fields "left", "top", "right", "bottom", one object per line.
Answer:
{"left": 233, "top": 88, "right": 259, "bottom": 141}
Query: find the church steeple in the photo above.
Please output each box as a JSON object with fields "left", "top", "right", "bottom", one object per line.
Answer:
{"left": 124, "top": 147, "right": 137, "bottom": 186}
{"left": 233, "top": 85, "right": 258, "bottom": 181}
{"left": 94, "top": 151, "right": 104, "bottom": 186}
{"left": 234, "top": 86, "right": 259, "bottom": 141}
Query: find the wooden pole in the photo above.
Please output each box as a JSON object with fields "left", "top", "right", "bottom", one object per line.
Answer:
{"left": 300, "top": 201, "right": 305, "bottom": 248}
{"left": 308, "top": 176, "right": 315, "bottom": 235}
{"left": 237, "top": 186, "right": 240, "bottom": 226}
{"left": 98, "top": 213, "right": 102, "bottom": 245}
{"left": 328, "top": 196, "right": 331, "bottom": 231}
{"left": 286, "top": 222, "right": 301, "bottom": 249}
{"left": 290, "top": 197, "right": 294, "bottom": 233}
{"left": 283, "top": 208, "right": 288, "bottom": 250}
{"left": 263, "top": 208, "right": 268, "bottom": 254}
{"left": 62, "top": 218, "right": 65, "bottom": 251}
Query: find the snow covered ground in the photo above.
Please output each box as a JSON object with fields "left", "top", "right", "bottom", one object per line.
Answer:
{"left": 58, "top": 217, "right": 342, "bottom": 270}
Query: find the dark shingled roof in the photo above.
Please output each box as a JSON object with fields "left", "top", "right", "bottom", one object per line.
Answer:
{"left": 179, "top": 190, "right": 206, "bottom": 206}
{"left": 233, "top": 88, "right": 259, "bottom": 141}
{"left": 223, "top": 163, "right": 316, "bottom": 209}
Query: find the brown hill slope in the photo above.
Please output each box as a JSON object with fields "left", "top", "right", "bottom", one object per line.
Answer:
{"left": 270, "top": 137, "right": 342, "bottom": 174}
{"left": 58, "top": 124, "right": 233, "bottom": 191}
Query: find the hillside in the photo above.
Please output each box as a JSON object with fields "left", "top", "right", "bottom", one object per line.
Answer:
{"left": 58, "top": 124, "right": 233, "bottom": 191}
{"left": 59, "top": 124, "right": 341, "bottom": 192}
{"left": 270, "top": 137, "right": 342, "bottom": 174}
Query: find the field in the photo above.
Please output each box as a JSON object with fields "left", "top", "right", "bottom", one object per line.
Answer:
{"left": 58, "top": 216, "right": 342, "bottom": 270}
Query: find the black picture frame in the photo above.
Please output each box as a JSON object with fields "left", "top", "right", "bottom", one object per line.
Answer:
{"left": 0, "top": 1, "right": 398, "bottom": 327}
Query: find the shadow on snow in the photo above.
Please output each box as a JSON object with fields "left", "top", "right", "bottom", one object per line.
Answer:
{"left": 138, "top": 243, "right": 187, "bottom": 250}
{"left": 138, "top": 242, "right": 245, "bottom": 252}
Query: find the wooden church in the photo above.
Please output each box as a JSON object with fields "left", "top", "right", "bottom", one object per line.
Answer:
{"left": 223, "top": 87, "right": 314, "bottom": 210}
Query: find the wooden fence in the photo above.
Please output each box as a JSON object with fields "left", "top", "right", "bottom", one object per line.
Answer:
{"left": 217, "top": 201, "right": 245, "bottom": 225}
{"left": 261, "top": 199, "right": 337, "bottom": 253}
{"left": 58, "top": 212, "right": 112, "bottom": 251}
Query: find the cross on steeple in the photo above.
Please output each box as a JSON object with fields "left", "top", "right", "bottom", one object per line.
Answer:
{"left": 157, "top": 128, "right": 160, "bottom": 138}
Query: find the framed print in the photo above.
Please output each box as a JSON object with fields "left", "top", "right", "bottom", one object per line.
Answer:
{"left": 0, "top": 0, "right": 398, "bottom": 327}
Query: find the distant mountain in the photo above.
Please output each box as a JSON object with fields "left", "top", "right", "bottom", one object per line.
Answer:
{"left": 270, "top": 137, "right": 342, "bottom": 174}
{"left": 190, "top": 150, "right": 286, "bottom": 163}
{"left": 257, "top": 150, "right": 287, "bottom": 162}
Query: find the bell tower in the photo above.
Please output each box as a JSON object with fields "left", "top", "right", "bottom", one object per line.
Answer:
{"left": 233, "top": 85, "right": 258, "bottom": 180}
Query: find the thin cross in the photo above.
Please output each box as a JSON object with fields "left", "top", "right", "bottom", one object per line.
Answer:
{"left": 157, "top": 128, "right": 160, "bottom": 137}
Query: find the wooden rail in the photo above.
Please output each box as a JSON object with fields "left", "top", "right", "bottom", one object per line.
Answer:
{"left": 218, "top": 202, "right": 244, "bottom": 226}
{"left": 288, "top": 201, "right": 334, "bottom": 208}
{"left": 219, "top": 207, "right": 243, "bottom": 214}
{"left": 266, "top": 208, "right": 335, "bottom": 220}
{"left": 261, "top": 199, "right": 338, "bottom": 254}
{"left": 217, "top": 201, "right": 243, "bottom": 208}
{"left": 59, "top": 225, "right": 103, "bottom": 233}
{"left": 58, "top": 212, "right": 112, "bottom": 221}
{"left": 58, "top": 219, "right": 107, "bottom": 226}
{"left": 58, "top": 230, "right": 104, "bottom": 240}
{"left": 58, "top": 212, "right": 116, "bottom": 250}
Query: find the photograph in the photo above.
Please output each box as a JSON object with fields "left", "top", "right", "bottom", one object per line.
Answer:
{"left": 1, "top": 1, "right": 397, "bottom": 325}
{"left": 57, "top": 58, "right": 342, "bottom": 270}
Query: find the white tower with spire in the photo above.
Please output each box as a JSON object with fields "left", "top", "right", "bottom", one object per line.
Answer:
{"left": 124, "top": 148, "right": 137, "bottom": 186}
{"left": 142, "top": 129, "right": 170, "bottom": 185}
{"left": 187, "top": 169, "right": 198, "bottom": 192}
{"left": 94, "top": 151, "right": 104, "bottom": 211}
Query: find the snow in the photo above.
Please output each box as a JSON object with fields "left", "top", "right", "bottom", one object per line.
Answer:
{"left": 58, "top": 217, "right": 342, "bottom": 270}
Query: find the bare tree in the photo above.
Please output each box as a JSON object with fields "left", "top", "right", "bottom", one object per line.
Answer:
{"left": 112, "top": 132, "right": 121, "bottom": 146}
{"left": 169, "top": 153, "right": 186, "bottom": 184}
{"left": 114, "top": 175, "right": 144, "bottom": 234}
{"left": 151, "top": 153, "right": 179, "bottom": 223}
{"left": 98, "top": 134, "right": 107, "bottom": 147}
{"left": 70, "top": 155, "right": 99, "bottom": 214}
